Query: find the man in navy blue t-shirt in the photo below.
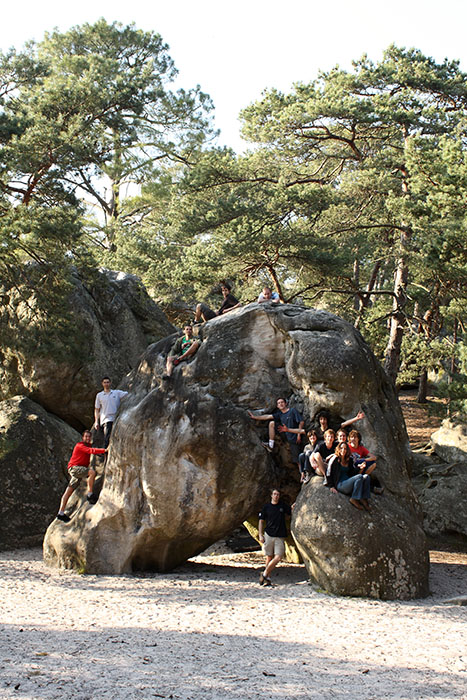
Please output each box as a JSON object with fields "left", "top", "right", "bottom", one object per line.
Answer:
{"left": 258, "top": 488, "right": 292, "bottom": 586}
{"left": 248, "top": 397, "right": 304, "bottom": 463}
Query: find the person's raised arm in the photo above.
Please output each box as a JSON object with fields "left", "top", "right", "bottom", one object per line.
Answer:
{"left": 341, "top": 410, "right": 365, "bottom": 428}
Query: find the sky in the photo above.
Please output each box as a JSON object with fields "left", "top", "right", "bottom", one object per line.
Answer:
{"left": 3, "top": 0, "right": 467, "bottom": 152}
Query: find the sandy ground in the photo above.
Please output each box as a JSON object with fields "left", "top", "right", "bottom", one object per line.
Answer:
{"left": 0, "top": 543, "right": 466, "bottom": 700}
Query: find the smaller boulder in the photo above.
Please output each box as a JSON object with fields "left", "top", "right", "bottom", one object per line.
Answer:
{"left": 431, "top": 420, "right": 467, "bottom": 463}
{"left": 0, "top": 396, "right": 80, "bottom": 550}
{"left": 292, "top": 478, "right": 429, "bottom": 600}
{"left": 412, "top": 463, "right": 467, "bottom": 538}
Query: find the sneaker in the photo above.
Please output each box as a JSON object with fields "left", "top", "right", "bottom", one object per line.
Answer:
{"left": 162, "top": 374, "right": 171, "bottom": 381}
{"left": 373, "top": 486, "right": 384, "bottom": 495}
{"left": 259, "top": 572, "right": 265, "bottom": 586}
{"left": 263, "top": 577, "right": 272, "bottom": 587}
{"left": 303, "top": 472, "right": 311, "bottom": 484}
{"left": 56, "top": 513, "right": 71, "bottom": 523}
{"left": 261, "top": 442, "right": 273, "bottom": 453}
{"left": 87, "top": 494, "right": 98, "bottom": 504}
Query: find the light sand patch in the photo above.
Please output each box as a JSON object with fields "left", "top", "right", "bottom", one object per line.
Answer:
{"left": 0, "top": 545, "right": 465, "bottom": 699}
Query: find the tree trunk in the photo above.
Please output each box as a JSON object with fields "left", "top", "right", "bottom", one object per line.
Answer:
{"left": 384, "top": 135, "right": 411, "bottom": 384}
{"left": 384, "top": 232, "right": 409, "bottom": 383}
{"left": 416, "top": 369, "right": 428, "bottom": 403}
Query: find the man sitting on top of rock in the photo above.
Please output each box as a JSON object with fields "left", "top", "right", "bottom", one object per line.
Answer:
{"left": 194, "top": 281, "right": 241, "bottom": 323}
{"left": 248, "top": 397, "right": 304, "bottom": 464}
{"left": 257, "top": 285, "right": 280, "bottom": 303}
{"left": 163, "top": 324, "right": 201, "bottom": 380}
{"left": 56, "top": 430, "right": 107, "bottom": 522}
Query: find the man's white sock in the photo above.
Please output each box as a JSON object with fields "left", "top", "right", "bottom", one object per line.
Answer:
{"left": 269, "top": 440, "right": 274, "bottom": 449}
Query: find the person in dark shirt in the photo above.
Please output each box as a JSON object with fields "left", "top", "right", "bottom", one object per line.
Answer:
{"left": 325, "top": 442, "right": 371, "bottom": 511}
{"left": 194, "top": 282, "right": 241, "bottom": 323}
{"left": 258, "top": 488, "right": 292, "bottom": 586}
{"left": 248, "top": 397, "right": 304, "bottom": 464}
{"left": 163, "top": 324, "right": 201, "bottom": 379}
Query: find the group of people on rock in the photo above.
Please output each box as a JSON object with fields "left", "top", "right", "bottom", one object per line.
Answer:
{"left": 250, "top": 397, "right": 384, "bottom": 585}
{"left": 56, "top": 377, "right": 128, "bottom": 522}
{"left": 55, "top": 284, "right": 381, "bottom": 590}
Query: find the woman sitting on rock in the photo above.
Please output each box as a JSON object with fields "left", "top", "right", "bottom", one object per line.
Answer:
{"left": 325, "top": 442, "right": 371, "bottom": 511}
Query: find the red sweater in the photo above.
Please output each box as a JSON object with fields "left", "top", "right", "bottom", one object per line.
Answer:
{"left": 68, "top": 442, "right": 106, "bottom": 469}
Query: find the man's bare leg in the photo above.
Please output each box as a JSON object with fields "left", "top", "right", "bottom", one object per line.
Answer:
{"left": 59, "top": 485, "right": 75, "bottom": 513}
{"left": 264, "top": 555, "right": 282, "bottom": 578}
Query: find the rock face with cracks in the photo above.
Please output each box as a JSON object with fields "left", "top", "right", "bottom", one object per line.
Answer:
{"left": 0, "top": 268, "right": 174, "bottom": 429}
{"left": 0, "top": 396, "right": 80, "bottom": 550}
{"left": 44, "top": 304, "right": 428, "bottom": 598}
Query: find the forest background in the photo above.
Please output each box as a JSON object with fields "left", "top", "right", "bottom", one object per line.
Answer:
{"left": 1, "top": 10, "right": 467, "bottom": 415}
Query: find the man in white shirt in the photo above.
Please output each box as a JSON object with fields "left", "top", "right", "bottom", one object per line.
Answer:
{"left": 94, "top": 377, "right": 128, "bottom": 447}
{"left": 257, "top": 286, "right": 280, "bottom": 303}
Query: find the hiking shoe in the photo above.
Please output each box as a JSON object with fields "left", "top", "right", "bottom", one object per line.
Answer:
{"left": 261, "top": 442, "right": 273, "bottom": 453}
{"left": 87, "top": 494, "right": 98, "bottom": 505}
{"left": 56, "top": 513, "right": 71, "bottom": 523}
{"left": 303, "top": 472, "right": 311, "bottom": 484}
{"left": 263, "top": 577, "right": 272, "bottom": 587}
{"left": 259, "top": 572, "right": 265, "bottom": 586}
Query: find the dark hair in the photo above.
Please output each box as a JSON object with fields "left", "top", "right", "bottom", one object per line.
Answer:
{"left": 220, "top": 281, "right": 231, "bottom": 291}
{"left": 307, "top": 429, "right": 318, "bottom": 439}
{"left": 82, "top": 429, "right": 92, "bottom": 437}
{"left": 101, "top": 376, "right": 111, "bottom": 382}
{"left": 276, "top": 397, "right": 288, "bottom": 404}
{"left": 271, "top": 487, "right": 281, "bottom": 495}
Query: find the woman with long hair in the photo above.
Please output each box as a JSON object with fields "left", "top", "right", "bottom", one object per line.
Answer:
{"left": 325, "top": 442, "right": 371, "bottom": 511}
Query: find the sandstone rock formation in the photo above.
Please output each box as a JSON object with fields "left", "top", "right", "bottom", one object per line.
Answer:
{"left": 0, "top": 268, "right": 175, "bottom": 429}
{"left": 0, "top": 396, "right": 80, "bottom": 550}
{"left": 44, "top": 304, "right": 428, "bottom": 599}
{"left": 412, "top": 462, "right": 467, "bottom": 538}
{"left": 431, "top": 420, "right": 467, "bottom": 463}
{"left": 292, "top": 479, "right": 428, "bottom": 599}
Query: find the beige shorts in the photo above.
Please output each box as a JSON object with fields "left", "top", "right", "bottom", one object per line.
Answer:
{"left": 68, "top": 465, "right": 94, "bottom": 488}
{"left": 263, "top": 533, "right": 285, "bottom": 558}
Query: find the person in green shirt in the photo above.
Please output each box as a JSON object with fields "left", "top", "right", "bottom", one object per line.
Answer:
{"left": 163, "top": 325, "right": 201, "bottom": 379}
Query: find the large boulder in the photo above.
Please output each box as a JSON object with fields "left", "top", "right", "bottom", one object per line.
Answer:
{"left": 412, "top": 462, "right": 467, "bottom": 538}
{"left": 0, "top": 396, "right": 80, "bottom": 550}
{"left": 44, "top": 304, "right": 428, "bottom": 598}
{"left": 292, "top": 479, "right": 428, "bottom": 599}
{"left": 0, "top": 268, "right": 175, "bottom": 429}
{"left": 431, "top": 420, "right": 467, "bottom": 463}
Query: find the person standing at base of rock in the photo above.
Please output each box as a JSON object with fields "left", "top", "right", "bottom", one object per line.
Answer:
{"left": 248, "top": 397, "right": 304, "bottom": 464}
{"left": 258, "top": 488, "right": 292, "bottom": 586}
{"left": 163, "top": 324, "right": 201, "bottom": 380}
{"left": 194, "top": 282, "right": 241, "bottom": 323}
{"left": 94, "top": 377, "right": 128, "bottom": 448}
{"left": 56, "top": 430, "right": 107, "bottom": 522}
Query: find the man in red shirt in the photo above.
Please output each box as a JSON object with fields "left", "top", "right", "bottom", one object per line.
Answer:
{"left": 56, "top": 430, "right": 107, "bottom": 522}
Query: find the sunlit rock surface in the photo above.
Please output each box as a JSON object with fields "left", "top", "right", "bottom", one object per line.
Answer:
{"left": 44, "top": 304, "right": 428, "bottom": 598}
